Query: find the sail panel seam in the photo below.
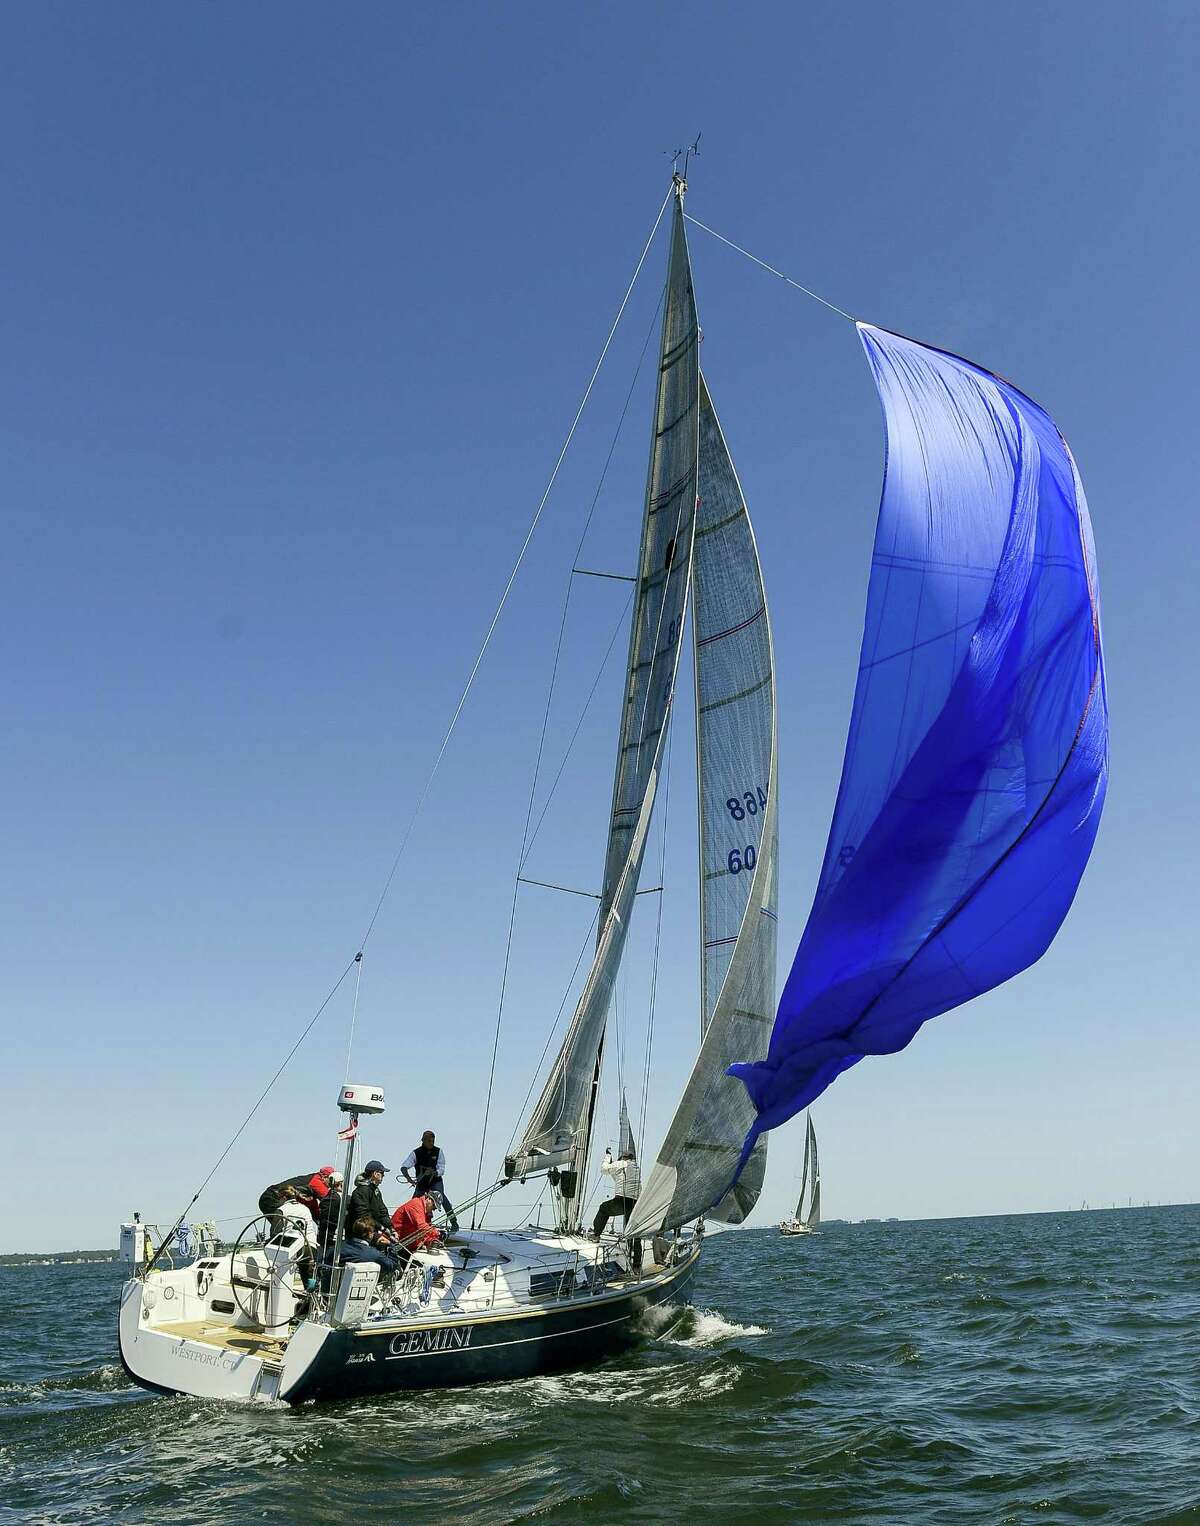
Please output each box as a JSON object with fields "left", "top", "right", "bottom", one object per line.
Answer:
{"left": 699, "top": 673, "right": 771, "bottom": 715}
{"left": 696, "top": 505, "right": 746, "bottom": 540}
{"left": 697, "top": 604, "right": 766, "bottom": 647}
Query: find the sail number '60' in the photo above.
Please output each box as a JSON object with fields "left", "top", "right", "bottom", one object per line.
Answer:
{"left": 726, "top": 783, "right": 768, "bottom": 874}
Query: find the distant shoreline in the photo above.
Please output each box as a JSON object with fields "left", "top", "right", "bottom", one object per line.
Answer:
{"left": 0, "top": 1251, "right": 120, "bottom": 1268}
{"left": 2, "top": 1203, "right": 1196, "bottom": 1263}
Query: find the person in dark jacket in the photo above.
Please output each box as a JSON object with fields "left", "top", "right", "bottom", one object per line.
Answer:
{"left": 258, "top": 1174, "right": 319, "bottom": 1237}
{"left": 315, "top": 1172, "right": 345, "bottom": 1256}
{"left": 347, "top": 1160, "right": 394, "bottom": 1244}
{"left": 401, "top": 1131, "right": 459, "bottom": 1233}
{"left": 338, "top": 1219, "right": 399, "bottom": 1277}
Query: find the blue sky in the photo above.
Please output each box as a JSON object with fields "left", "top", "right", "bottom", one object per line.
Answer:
{"left": 2, "top": 4, "right": 1196, "bottom": 1252}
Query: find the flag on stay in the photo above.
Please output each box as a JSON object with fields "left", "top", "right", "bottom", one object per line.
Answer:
{"left": 337, "top": 1116, "right": 359, "bottom": 1142}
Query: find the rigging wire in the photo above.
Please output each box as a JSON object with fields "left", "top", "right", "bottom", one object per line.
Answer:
{"left": 356, "top": 186, "right": 674, "bottom": 967}
{"left": 683, "top": 214, "right": 858, "bottom": 324}
{"left": 502, "top": 903, "right": 602, "bottom": 1164}
{"left": 341, "top": 951, "right": 365, "bottom": 1086}
{"left": 471, "top": 277, "right": 669, "bottom": 1218}
{"left": 519, "top": 587, "right": 634, "bottom": 865}
{"left": 614, "top": 975, "right": 626, "bottom": 1107}
{"left": 153, "top": 193, "right": 675, "bottom": 1254}
{"left": 512, "top": 1177, "right": 550, "bottom": 1230}
{"left": 476, "top": 902, "right": 603, "bottom": 1230}
{"left": 475, "top": 887, "right": 607, "bottom": 1230}
{"left": 473, "top": 580, "right": 633, "bottom": 1227}
{"left": 150, "top": 191, "right": 677, "bottom": 1255}
{"left": 144, "top": 955, "right": 360, "bottom": 1271}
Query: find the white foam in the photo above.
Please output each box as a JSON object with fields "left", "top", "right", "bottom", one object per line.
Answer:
{"left": 665, "top": 1306, "right": 767, "bottom": 1347}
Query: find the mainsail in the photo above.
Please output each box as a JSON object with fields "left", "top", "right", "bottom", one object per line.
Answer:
{"left": 626, "top": 375, "right": 777, "bottom": 1236}
{"left": 727, "top": 324, "right": 1108, "bottom": 1166}
{"left": 507, "top": 192, "right": 699, "bottom": 1190}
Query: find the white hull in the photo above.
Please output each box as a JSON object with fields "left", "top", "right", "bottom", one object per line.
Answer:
{"left": 778, "top": 1220, "right": 815, "bottom": 1236}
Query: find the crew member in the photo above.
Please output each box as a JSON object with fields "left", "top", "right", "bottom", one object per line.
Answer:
{"left": 315, "top": 1171, "right": 344, "bottom": 1256}
{"left": 258, "top": 1174, "right": 320, "bottom": 1237}
{"left": 592, "top": 1148, "right": 643, "bottom": 1271}
{"left": 347, "top": 1160, "right": 395, "bottom": 1243}
{"left": 338, "top": 1218, "right": 399, "bottom": 1277}
{"left": 306, "top": 1165, "right": 337, "bottom": 1211}
{"left": 401, "top": 1131, "right": 459, "bottom": 1234}
{"left": 390, "top": 1192, "right": 444, "bottom": 1263}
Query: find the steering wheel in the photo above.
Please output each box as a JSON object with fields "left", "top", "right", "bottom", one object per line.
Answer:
{"left": 229, "top": 1214, "right": 306, "bottom": 1331}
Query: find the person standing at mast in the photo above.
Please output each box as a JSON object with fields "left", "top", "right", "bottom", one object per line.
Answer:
{"left": 592, "top": 1147, "right": 643, "bottom": 1271}
{"left": 401, "top": 1130, "right": 459, "bottom": 1234}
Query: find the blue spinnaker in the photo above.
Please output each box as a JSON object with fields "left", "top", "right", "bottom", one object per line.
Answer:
{"left": 727, "top": 323, "right": 1107, "bottom": 1160}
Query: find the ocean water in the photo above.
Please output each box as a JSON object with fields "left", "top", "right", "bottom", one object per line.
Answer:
{"left": 2, "top": 1206, "right": 1197, "bottom": 1524}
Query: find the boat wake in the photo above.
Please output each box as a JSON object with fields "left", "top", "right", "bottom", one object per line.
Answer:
{"left": 644, "top": 1302, "right": 767, "bottom": 1346}
{"left": 1, "top": 1363, "right": 134, "bottom": 1408}
{"left": 517, "top": 1358, "right": 740, "bottom": 1410}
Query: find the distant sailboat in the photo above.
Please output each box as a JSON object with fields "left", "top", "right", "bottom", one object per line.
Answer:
{"left": 780, "top": 1113, "right": 820, "bottom": 1235}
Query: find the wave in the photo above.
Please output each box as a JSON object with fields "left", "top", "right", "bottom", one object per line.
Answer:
{"left": 510, "top": 1360, "right": 741, "bottom": 1410}
{"left": 645, "top": 1302, "right": 767, "bottom": 1346}
{"left": 0, "top": 1363, "right": 135, "bottom": 1409}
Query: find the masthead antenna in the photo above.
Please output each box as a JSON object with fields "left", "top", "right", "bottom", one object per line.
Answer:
{"left": 665, "top": 133, "right": 701, "bottom": 194}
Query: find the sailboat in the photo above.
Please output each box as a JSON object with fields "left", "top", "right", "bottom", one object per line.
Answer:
{"left": 779, "top": 1113, "right": 820, "bottom": 1236}
{"left": 117, "top": 170, "right": 775, "bottom": 1403}
{"left": 116, "top": 163, "right": 1107, "bottom": 1405}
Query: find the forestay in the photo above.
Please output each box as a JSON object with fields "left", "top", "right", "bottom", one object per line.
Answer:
{"left": 627, "top": 376, "right": 777, "bottom": 1236}
{"left": 507, "top": 194, "right": 699, "bottom": 1181}
{"left": 728, "top": 324, "right": 1108, "bottom": 1167}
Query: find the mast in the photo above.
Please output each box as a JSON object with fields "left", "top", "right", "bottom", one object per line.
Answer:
{"left": 564, "top": 171, "right": 694, "bottom": 1229}
{"left": 505, "top": 175, "right": 700, "bottom": 1228}
{"left": 565, "top": 171, "right": 693, "bottom": 1226}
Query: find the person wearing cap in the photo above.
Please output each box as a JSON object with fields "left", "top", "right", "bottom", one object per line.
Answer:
{"left": 401, "top": 1130, "right": 459, "bottom": 1234}
{"left": 390, "top": 1192, "right": 444, "bottom": 1264}
{"left": 306, "top": 1165, "right": 337, "bottom": 1208}
{"left": 347, "top": 1160, "right": 395, "bottom": 1245}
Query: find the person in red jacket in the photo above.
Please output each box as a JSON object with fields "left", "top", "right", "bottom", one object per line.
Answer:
{"left": 305, "top": 1166, "right": 338, "bottom": 1220}
{"left": 390, "top": 1193, "right": 443, "bottom": 1260}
